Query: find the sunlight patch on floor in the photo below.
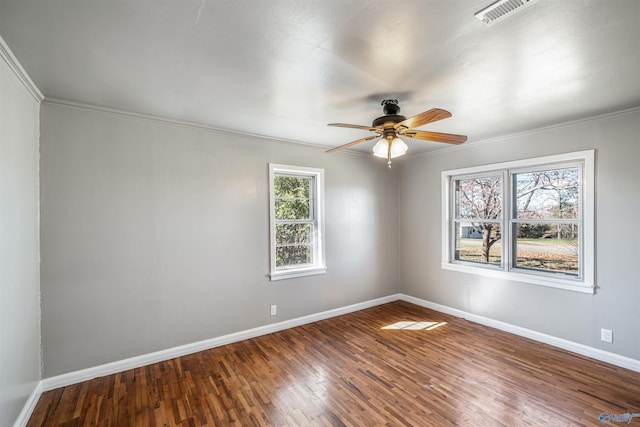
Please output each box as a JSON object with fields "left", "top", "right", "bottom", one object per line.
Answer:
{"left": 382, "top": 321, "right": 447, "bottom": 330}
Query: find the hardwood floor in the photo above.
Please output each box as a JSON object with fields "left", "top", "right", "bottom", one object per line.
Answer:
{"left": 28, "top": 301, "right": 640, "bottom": 426}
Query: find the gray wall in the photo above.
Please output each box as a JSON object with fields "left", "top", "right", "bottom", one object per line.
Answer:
{"left": 0, "top": 51, "right": 41, "bottom": 424}
{"left": 36, "top": 96, "right": 640, "bottom": 381}
{"left": 40, "top": 102, "right": 400, "bottom": 377}
{"left": 399, "top": 109, "right": 640, "bottom": 360}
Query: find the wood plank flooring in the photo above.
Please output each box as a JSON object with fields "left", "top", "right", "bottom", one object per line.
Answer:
{"left": 28, "top": 301, "right": 640, "bottom": 426}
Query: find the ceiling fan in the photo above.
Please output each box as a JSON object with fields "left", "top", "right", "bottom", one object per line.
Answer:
{"left": 326, "top": 99, "right": 467, "bottom": 167}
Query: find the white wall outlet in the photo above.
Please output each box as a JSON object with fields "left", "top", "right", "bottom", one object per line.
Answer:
{"left": 601, "top": 328, "right": 613, "bottom": 343}
{"left": 270, "top": 305, "right": 277, "bottom": 316}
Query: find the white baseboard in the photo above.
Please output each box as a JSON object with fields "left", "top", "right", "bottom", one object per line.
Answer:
{"left": 21, "top": 292, "right": 640, "bottom": 425}
{"left": 38, "top": 292, "right": 640, "bottom": 392}
{"left": 41, "top": 294, "right": 401, "bottom": 391}
{"left": 13, "top": 381, "right": 42, "bottom": 427}
{"left": 398, "top": 294, "right": 640, "bottom": 373}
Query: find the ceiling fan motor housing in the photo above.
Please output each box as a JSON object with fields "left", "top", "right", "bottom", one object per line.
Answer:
{"left": 373, "top": 100, "right": 406, "bottom": 127}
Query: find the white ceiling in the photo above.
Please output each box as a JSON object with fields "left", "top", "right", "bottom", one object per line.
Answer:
{"left": 1, "top": 0, "right": 639, "bottom": 155}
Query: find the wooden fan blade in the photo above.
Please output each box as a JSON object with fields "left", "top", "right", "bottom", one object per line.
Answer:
{"left": 326, "top": 135, "right": 379, "bottom": 153}
{"left": 401, "top": 130, "right": 467, "bottom": 145}
{"left": 328, "top": 123, "right": 381, "bottom": 132}
{"left": 394, "top": 108, "right": 452, "bottom": 131}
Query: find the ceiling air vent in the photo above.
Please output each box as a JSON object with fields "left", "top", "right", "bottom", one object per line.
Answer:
{"left": 474, "top": 0, "right": 539, "bottom": 25}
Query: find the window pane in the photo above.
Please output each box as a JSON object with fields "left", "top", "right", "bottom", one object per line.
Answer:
{"left": 275, "top": 199, "right": 311, "bottom": 220}
{"left": 275, "top": 223, "right": 312, "bottom": 245}
{"left": 455, "top": 176, "right": 502, "bottom": 220}
{"left": 454, "top": 222, "right": 501, "bottom": 266}
{"left": 274, "top": 176, "right": 311, "bottom": 199}
{"left": 276, "top": 245, "right": 312, "bottom": 268}
{"left": 514, "top": 167, "right": 580, "bottom": 220}
{"left": 514, "top": 223, "right": 579, "bottom": 276}
{"left": 274, "top": 175, "right": 312, "bottom": 220}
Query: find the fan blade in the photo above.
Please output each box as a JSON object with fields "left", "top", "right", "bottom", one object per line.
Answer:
{"left": 401, "top": 130, "right": 467, "bottom": 145}
{"left": 328, "top": 123, "right": 381, "bottom": 132}
{"left": 394, "top": 108, "right": 452, "bottom": 131}
{"left": 326, "top": 135, "right": 379, "bottom": 153}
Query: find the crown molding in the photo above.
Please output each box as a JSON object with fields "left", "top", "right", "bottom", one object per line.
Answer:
{"left": 0, "top": 35, "right": 43, "bottom": 103}
{"left": 43, "top": 97, "right": 369, "bottom": 156}
{"left": 409, "top": 105, "right": 640, "bottom": 160}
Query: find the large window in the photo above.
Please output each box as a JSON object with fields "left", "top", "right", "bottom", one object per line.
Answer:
{"left": 269, "top": 164, "right": 326, "bottom": 280}
{"left": 442, "top": 151, "right": 594, "bottom": 293}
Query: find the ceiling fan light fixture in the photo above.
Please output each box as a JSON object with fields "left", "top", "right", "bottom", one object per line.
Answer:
{"left": 372, "top": 136, "right": 408, "bottom": 159}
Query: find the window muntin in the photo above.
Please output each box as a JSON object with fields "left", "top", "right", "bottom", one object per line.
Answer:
{"left": 269, "top": 164, "right": 325, "bottom": 280}
{"left": 442, "top": 151, "right": 594, "bottom": 293}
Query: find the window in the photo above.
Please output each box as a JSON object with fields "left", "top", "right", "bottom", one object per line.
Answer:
{"left": 442, "top": 150, "right": 594, "bottom": 293}
{"left": 269, "top": 164, "right": 326, "bottom": 280}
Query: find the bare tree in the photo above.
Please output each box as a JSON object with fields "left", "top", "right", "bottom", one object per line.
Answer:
{"left": 456, "top": 167, "right": 579, "bottom": 264}
{"left": 457, "top": 177, "right": 502, "bottom": 262}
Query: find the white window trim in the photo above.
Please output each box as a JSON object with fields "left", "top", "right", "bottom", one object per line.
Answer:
{"left": 441, "top": 150, "right": 595, "bottom": 294}
{"left": 269, "top": 163, "right": 326, "bottom": 281}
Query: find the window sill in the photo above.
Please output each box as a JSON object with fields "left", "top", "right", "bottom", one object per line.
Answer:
{"left": 269, "top": 266, "right": 327, "bottom": 281}
{"left": 441, "top": 262, "right": 594, "bottom": 294}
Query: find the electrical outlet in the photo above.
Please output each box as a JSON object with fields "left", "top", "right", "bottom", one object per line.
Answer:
{"left": 270, "top": 305, "right": 277, "bottom": 316}
{"left": 601, "top": 328, "right": 613, "bottom": 343}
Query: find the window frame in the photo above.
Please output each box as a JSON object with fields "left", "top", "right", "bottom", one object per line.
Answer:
{"left": 441, "top": 150, "right": 595, "bottom": 293}
{"left": 269, "top": 163, "right": 326, "bottom": 281}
